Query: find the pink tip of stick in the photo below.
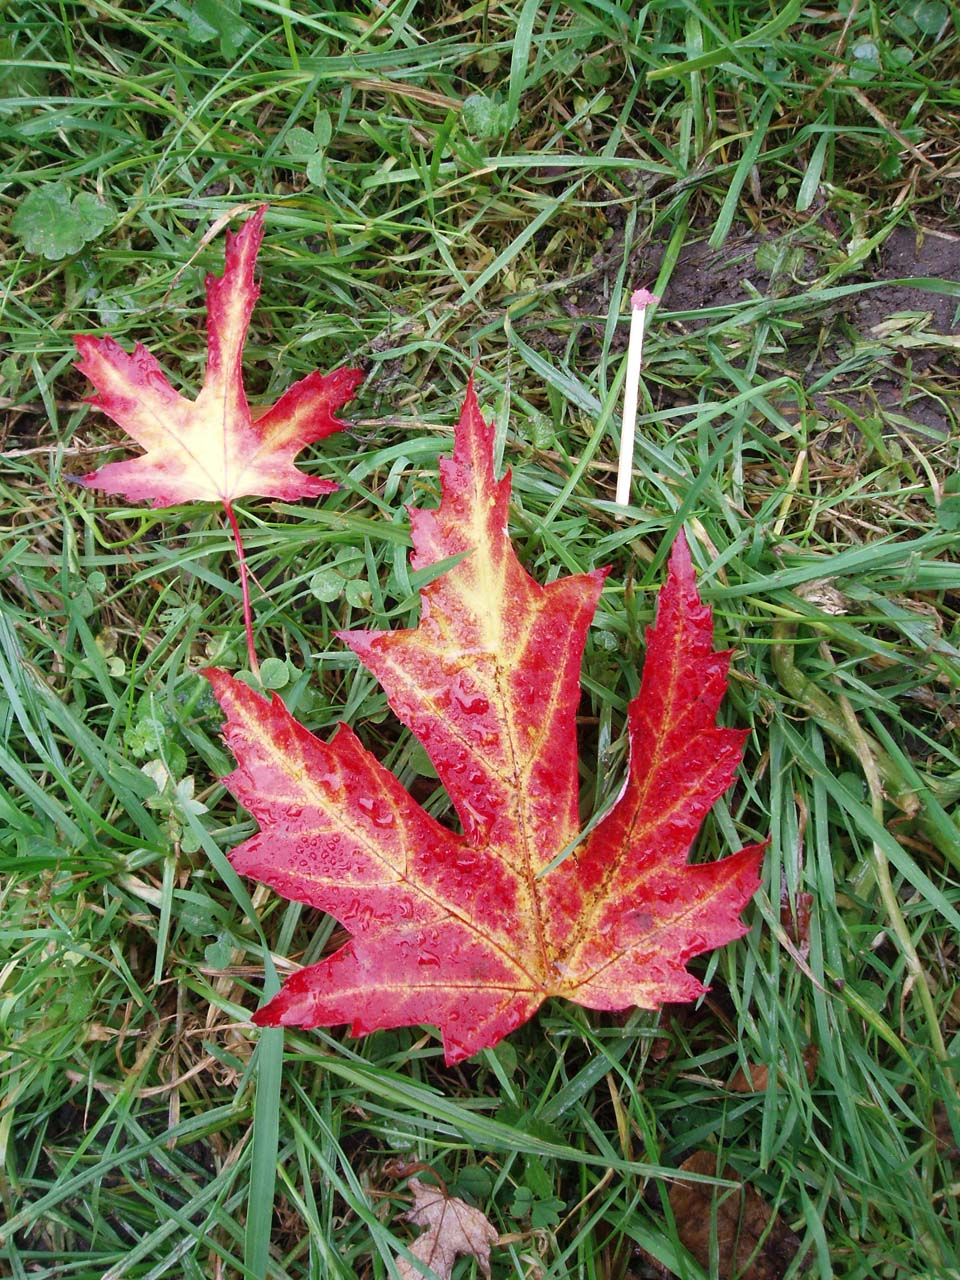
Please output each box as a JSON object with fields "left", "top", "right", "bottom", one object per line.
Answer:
{"left": 630, "top": 287, "right": 660, "bottom": 311}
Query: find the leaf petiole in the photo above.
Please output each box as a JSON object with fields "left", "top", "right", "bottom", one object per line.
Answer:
{"left": 223, "top": 500, "right": 260, "bottom": 679}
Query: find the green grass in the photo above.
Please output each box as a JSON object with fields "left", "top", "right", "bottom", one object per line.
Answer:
{"left": 2, "top": 1, "right": 959, "bottom": 1277}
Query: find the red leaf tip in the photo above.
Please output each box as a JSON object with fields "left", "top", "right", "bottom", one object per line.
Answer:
{"left": 666, "top": 526, "right": 694, "bottom": 583}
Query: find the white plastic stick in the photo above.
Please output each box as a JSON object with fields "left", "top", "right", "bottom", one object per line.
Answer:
{"left": 616, "top": 288, "right": 660, "bottom": 508}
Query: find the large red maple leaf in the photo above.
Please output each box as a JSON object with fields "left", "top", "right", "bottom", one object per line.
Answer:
{"left": 74, "top": 206, "right": 361, "bottom": 507}
{"left": 206, "top": 384, "right": 764, "bottom": 1063}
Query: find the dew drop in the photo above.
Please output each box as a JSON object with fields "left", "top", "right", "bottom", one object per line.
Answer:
{"left": 455, "top": 690, "right": 490, "bottom": 716}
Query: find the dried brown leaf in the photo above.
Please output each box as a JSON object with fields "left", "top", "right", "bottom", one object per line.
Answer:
{"left": 396, "top": 1179, "right": 498, "bottom": 1280}
{"left": 779, "top": 890, "right": 813, "bottom": 954}
{"left": 728, "top": 1045, "right": 819, "bottom": 1094}
{"left": 669, "top": 1151, "right": 802, "bottom": 1280}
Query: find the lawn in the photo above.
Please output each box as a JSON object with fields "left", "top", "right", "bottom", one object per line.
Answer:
{"left": 2, "top": 2, "right": 959, "bottom": 1278}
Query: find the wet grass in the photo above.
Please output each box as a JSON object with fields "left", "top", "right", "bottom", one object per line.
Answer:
{"left": 2, "top": 2, "right": 959, "bottom": 1277}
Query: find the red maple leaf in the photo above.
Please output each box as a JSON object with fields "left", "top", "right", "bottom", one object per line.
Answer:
{"left": 74, "top": 206, "right": 361, "bottom": 508}
{"left": 206, "top": 384, "right": 764, "bottom": 1063}
{"left": 74, "top": 206, "right": 362, "bottom": 671}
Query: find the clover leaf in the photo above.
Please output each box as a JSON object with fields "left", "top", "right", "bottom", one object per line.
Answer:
{"left": 12, "top": 184, "right": 114, "bottom": 260}
{"left": 285, "top": 111, "right": 333, "bottom": 185}
{"left": 461, "top": 92, "right": 511, "bottom": 139}
{"left": 165, "top": 0, "right": 252, "bottom": 59}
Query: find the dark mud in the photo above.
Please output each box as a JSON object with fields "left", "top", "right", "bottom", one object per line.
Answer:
{"left": 540, "top": 218, "right": 960, "bottom": 442}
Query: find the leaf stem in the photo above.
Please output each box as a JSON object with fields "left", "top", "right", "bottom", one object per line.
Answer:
{"left": 770, "top": 623, "right": 904, "bottom": 799}
{"left": 770, "top": 621, "right": 960, "bottom": 864}
{"left": 223, "top": 500, "right": 260, "bottom": 678}
{"left": 820, "top": 641, "right": 953, "bottom": 1083}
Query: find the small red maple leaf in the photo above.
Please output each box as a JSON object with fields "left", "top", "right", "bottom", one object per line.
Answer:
{"left": 74, "top": 206, "right": 362, "bottom": 671}
{"left": 75, "top": 206, "right": 361, "bottom": 508}
{"left": 206, "top": 383, "right": 764, "bottom": 1063}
